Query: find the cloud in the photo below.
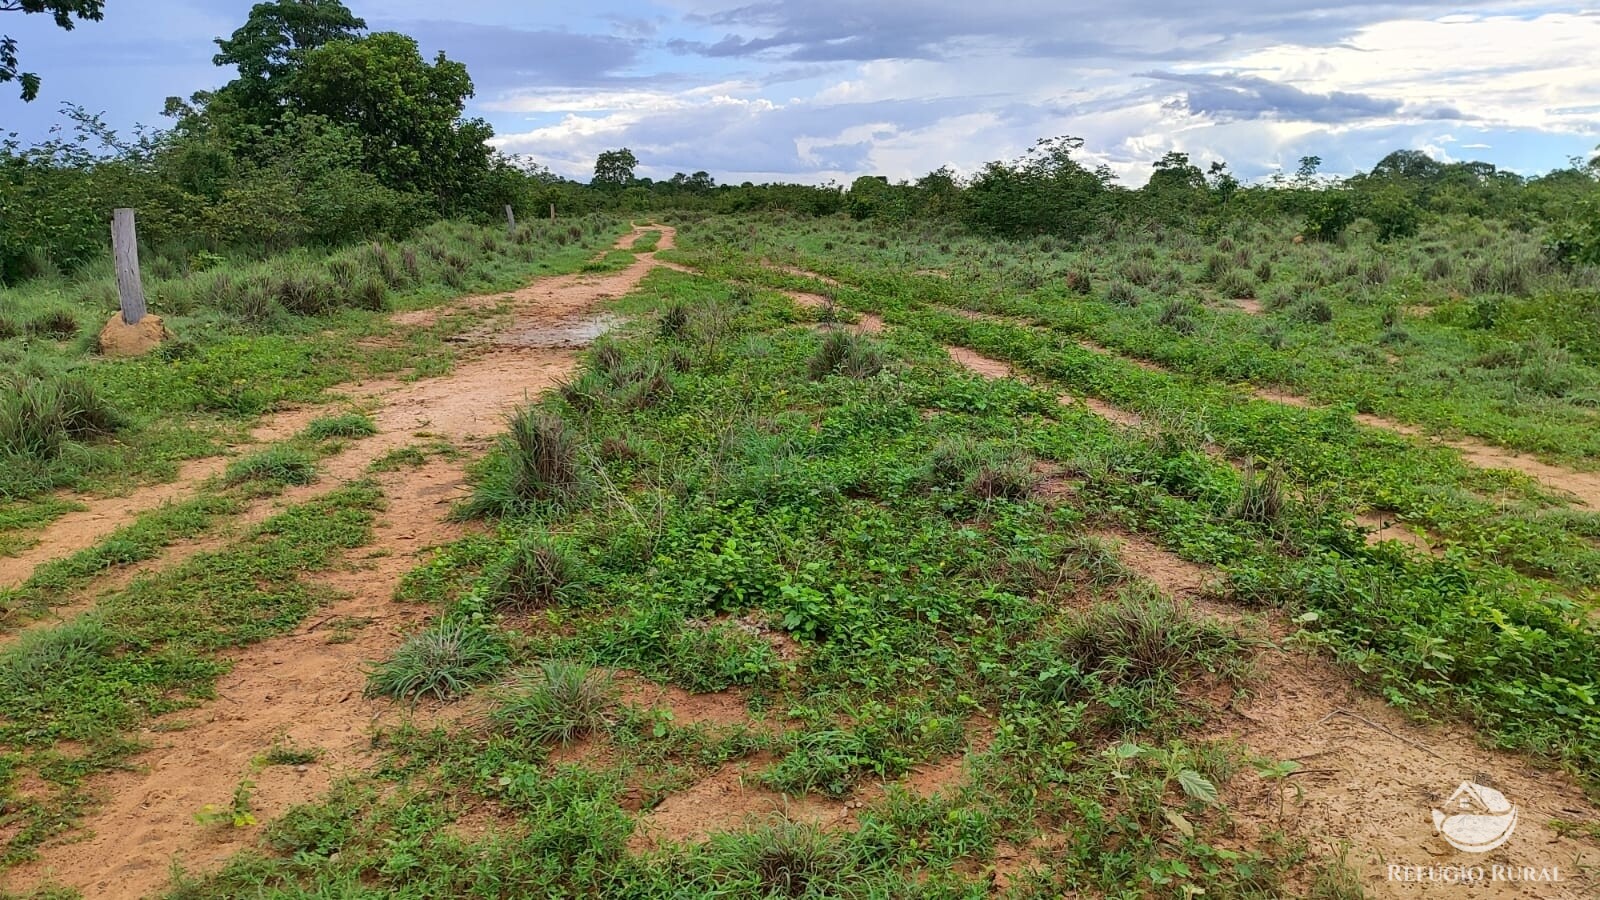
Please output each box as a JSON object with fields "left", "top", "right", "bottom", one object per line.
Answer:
{"left": 388, "top": 20, "right": 643, "bottom": 92}
{"left": 1140, "top": 70, "right": 1461, "bottom": 124}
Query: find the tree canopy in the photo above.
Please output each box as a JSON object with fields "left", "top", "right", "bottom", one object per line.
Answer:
{"left": 1, "top": 0, "right": 105, "bottom": 100}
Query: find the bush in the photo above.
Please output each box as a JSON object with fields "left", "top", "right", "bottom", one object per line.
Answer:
{"left": 1303, "top": 191, "right": 1357, "bottom": 241}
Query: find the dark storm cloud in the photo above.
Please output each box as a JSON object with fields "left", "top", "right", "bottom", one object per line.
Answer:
{"left": 389, "top": 20, "right": 642, "bottom": 90}
{"left": 1142, "top": 70, "right": 1402, "bottom": 123}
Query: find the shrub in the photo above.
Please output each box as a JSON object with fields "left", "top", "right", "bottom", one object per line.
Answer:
{"left": 1303, "top": 191, "right": 1357, "bottom": 241}
{"left": 365, "top": 620, "right": 506, "bottom": 700}
{"left": 492, "top": 660, "right": 614, "bottom": 744}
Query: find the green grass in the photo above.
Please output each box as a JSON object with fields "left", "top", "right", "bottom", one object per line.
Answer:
{"left": 0, "top": 481, "right": 380, "bottom": 866}
{"left": 0, "top": 216, "right": 626, "bottom": 514}
{"left": 300, "top": 412, "right": 378, "bottom": 441}
{"left": 224, "top": 447, "right": 319, "bottom": 486}
{"left": 19, "top": 222, "right": 1600, "bottom": 897}
{"left": 0, "top": 493, "right": 241, "bottom": 629}
{"left": 175, "top": 269, "right": 1329, "bottom": 897}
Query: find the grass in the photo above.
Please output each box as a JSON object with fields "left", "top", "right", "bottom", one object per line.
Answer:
{"left": 491, "top": 660, "right": 615, "bottom": 744}
{"left": 0, "top": 481, "right": 379, "bottom": 865}
{"left": 365, "top": 619, "right": 507, "bottom": 701}
{"left": 224, "top": 446, "right": 318, "bottom": 486}
{"left": 300, "top": 412, "right": 378, "bottom": 441}
{"left": 18, "top": 218, "right": 1600, "bottom": 897}
{"left": 0, "top": 215, "right": 625, "bottom": 509}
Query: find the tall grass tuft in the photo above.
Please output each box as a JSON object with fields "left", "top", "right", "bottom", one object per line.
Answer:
{"left": 808, "top": 331, "right": 885, "bottom": 380}
{"left": 0, "top": 373, "right": 122, "bottom": 460}
{"left": 491, "top": 660, "right": 614, "bottom": 744}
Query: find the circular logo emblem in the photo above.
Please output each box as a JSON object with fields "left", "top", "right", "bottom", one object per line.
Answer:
{"left": 1432, "top": 781, "right": 1518, "bottom": 853}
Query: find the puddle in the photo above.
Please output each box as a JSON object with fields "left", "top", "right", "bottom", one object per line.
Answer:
{"left": 493, "top": 313, "right": 624, "bottom": 349}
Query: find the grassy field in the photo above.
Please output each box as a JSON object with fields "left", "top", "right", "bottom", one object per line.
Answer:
{"left": 3, "top": 214, "right": 1599, "bottom": 898}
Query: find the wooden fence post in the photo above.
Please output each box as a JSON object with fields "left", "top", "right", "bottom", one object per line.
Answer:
{"left": 549, "top": 203, "right": 556, "bottom": 221}
{"left": 504, "top": 204, "right": 516, "bottom": 234}
{"left": 111, "top": 208, "right": 146, "bottom": 325}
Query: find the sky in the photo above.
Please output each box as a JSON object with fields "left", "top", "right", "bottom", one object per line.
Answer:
{"left": 3, "top": 1, "right": 1598, "bottom": 186}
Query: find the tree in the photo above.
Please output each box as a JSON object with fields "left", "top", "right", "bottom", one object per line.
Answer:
{"left": 1295, "top": 155, "right": 1322, "bottom": 182}
{"left": 211, "top": 0, "right": 366, "bottom": 125}
{"left": 1, "top": 0, "right": 104, "bottom": 101}
{"left": 1207, "top": 161, "right": 1238, "bottom": 206}
{"left": 287, "top": 32, "right": 491, "bottom": 211}
{"left": 592, "top": 148, "right": 637, "bottom": 188}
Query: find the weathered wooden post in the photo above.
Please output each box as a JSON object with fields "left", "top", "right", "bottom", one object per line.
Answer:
{"left": 111, "top": 208, "right": 146, "bottom": 325}
{"left": 549, "top": 203, "right": 556, "bottom": 221}
{"left": 504, "top": 203, "right": 516, "bottom": 235}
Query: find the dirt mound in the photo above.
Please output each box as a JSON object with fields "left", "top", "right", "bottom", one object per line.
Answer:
{"left": 97, "top": 312, "right": 172, "bottom": 358}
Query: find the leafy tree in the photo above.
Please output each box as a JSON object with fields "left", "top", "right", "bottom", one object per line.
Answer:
{"left": 1295, "top": 155, "right": 1322, "bottom": 182}
{"left": 287, "top": 32, "right": 491, "bottom": 212}
{"left": 592, "top": 148, "right": 637, "bottom": 188}
{"left": 1207, "top": 161, "right": 1238, "bottom": 206}
{"left": 1303, "top": 190, "right": 1356, "bottom": 241}
{"left": 1, "top": 0, "right": 104, "bottom": 101}
{"left": 966, "top": 136, "right": 1115, "bottom": 239}
{"left": 1371, "top": 149, "right": 1442, "bottom": 182}
{"left": 211, "top": 0, "right": 366, "bottom": 124}
{"left": 1363, "top": 185, "right": 1420, "bottom": 242}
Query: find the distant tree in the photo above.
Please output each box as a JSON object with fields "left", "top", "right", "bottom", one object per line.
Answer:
{"left": 966, "top": 136, "right": 1115, "bottom": 238}
{"left": 288, "top": 32, "right": 491, "bottom": 211}
{"left": 211, "top": 0, "right": 366, "bottom": 125}
{"left": 592, "top": 148, "right": 637, "bottom": 188}
{"left": 1207, "top": 161, "right": 1238, "bottom": 206}
{"left": 1295, "top": 155, "right": 1322, "bottom": 182}
{"left": 1, "top": 0, "right": 105, "bottom": 101}
{"left": 1371, "top": 149, "right": 1443, "bottom": 182}
{"left": 666, "top": 170, "right": 714, "bottom": 193}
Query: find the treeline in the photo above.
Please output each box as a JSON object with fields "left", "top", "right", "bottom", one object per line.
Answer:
{"left": 4, "top": 0, "right": 1599, "bottom": 287}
